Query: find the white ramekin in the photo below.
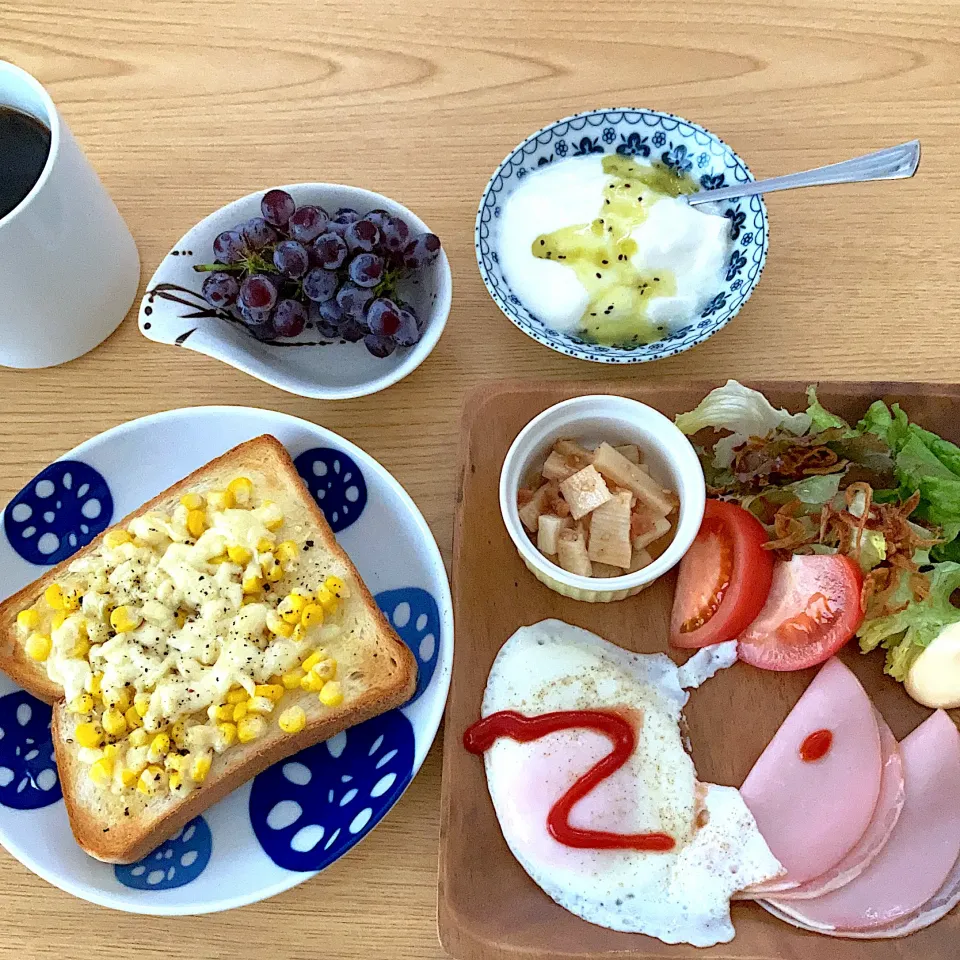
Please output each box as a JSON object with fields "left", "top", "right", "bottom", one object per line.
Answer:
{"left": 499, "top": 395, "right": 706, "bottom": 602}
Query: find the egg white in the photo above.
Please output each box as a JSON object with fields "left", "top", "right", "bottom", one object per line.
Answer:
{"left": 481, "top": 620, "right": 782, "bottom": 947}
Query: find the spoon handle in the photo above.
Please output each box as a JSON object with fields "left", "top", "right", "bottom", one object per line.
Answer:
{"left": 686, "top": 139, "right": 921, "bottom": 206}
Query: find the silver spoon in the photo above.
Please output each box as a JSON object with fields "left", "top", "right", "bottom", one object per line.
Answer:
{"left": 685, "top": 139, "right": 921, "bottom": 207}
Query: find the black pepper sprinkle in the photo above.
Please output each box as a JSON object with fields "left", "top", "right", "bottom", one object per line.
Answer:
{"left": 305, "top": 540, "right": 314, "bottom": 548}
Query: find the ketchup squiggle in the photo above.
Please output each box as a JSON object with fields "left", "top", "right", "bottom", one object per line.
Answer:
{"left": 464, "top": 709, "right": 675, "bottom": 852}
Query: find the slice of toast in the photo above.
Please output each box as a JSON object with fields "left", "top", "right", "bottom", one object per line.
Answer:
{"left": 0, "top": 435, "right": 417, "bottom": 862}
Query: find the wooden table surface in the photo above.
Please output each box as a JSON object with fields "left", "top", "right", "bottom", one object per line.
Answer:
{"left": 1, "top": 0, "right": 958, "bottom": 956}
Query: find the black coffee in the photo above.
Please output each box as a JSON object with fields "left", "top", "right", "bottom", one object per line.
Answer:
{"left": 0, "top": 106, "right": 51, "bottom": 219}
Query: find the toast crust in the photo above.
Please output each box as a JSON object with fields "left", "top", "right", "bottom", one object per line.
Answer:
{"left": 0, "top": 435, "right": 417, "bottom": 862}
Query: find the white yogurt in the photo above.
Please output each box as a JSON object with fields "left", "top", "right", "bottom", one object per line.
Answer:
{"left": 628, "top": 196, "right": 731, "bottom": 328}
{"left": 497, "top": 155, "right": 732, "bottom": 340}
{"left": 497, "top": 156, "right": 606, "bottom": 333}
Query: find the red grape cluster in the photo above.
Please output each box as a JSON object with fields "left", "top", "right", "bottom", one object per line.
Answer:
{"left": 196, "top": 188, "right": 442, "bottom": 358}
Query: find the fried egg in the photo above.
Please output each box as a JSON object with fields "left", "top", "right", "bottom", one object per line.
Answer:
{"left": 479, "top": 620, "right": 782, "bottom": 947}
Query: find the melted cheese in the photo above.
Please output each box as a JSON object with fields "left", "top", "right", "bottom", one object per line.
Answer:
{"left": 16, "top": 481, "right": 345, "bottom": 798}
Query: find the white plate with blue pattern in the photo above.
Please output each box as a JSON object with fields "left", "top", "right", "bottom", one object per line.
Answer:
{"left": 0, "top": 407, "right": 452, "bottom": 914}
{"left": 476, "top": 107, "right": 768, "bottom": 364}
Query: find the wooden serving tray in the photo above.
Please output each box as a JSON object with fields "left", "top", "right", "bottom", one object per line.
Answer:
{"left": 439, "top": 380, "right": 960, "bottom": 960}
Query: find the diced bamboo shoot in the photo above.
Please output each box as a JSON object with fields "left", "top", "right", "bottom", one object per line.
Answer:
{"left": 592, "top": 443, "right": 673, "bottom": 516}
{"left": 537, "top": 514, "right": 569, "bottom": 556}
{"left": 557, "top": 526, "right": 592, "bottom": 577}
{"left": 554, "top": 439, "right": 594, "bottom": 464}
{"left": 586, "top": 492, "right": 633, "bottom": 568}
{"left": 629, "top": 547, "right": 653, "bottom": 572}
{"left": 541, "top": 450, "right": 578, "bottom": 482}
{"left": 518, "top": 481, "right": 556, "bottom": 532}
{"left": 559, "top": 465, "right": 611, "bottom": 520}
{"left": 614, "top": 444, "right": 641, "bottom": 464}
{"left": 632, "top": 512, "right": 672, "bottom": 551}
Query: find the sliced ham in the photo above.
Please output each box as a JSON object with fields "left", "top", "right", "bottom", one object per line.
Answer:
{"left": 739, "top": 658, "right": 882, "bottom": 892}
{"left": 764, "top": 710, "right": 960, "bottom": 934}
{"left": 761, "top": 852, "right": 960, "bottom": 939}
{"left": 874, "top": 851, "right": 960, "bottom": 938}
{"left": 771, "top": 709, "right": 904, "bottom": 900}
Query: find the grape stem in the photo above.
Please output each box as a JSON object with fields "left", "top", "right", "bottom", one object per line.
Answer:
{"left": 372, "top": 266, "right": 404, "bottom": 301}
{"left": 192, "top": 251, "right": 275, "bottom": 274}
{"left": 193, "top": 262, "right": 245, "bottom": 274}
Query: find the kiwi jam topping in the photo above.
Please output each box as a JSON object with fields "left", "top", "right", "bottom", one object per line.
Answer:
{"left": 532, "top": 156, "right": 698, "bottom": 347}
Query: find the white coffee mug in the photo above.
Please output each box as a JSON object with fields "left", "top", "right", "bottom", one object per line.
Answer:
{"left": 0, "top": 61, "right": 140, "bottom": 368}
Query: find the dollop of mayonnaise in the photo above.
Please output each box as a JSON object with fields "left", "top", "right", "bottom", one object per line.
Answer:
{"left": 905, "top": 620, "right": 960, "bottom": 709}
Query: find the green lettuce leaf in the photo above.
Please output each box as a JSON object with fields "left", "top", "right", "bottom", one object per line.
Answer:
{"left": 675, "top": 380, "right": 811, "bottom": 468}
{"left": 858, "top": 400, "right": 894, "bottom": 440}
{"left": 932, "top": 537, "right": 960, "bottom": 563}
{"left": 908, "top": 422, "right": 960, "bottom": 477}
{"left": 828, "top": 433, "right": 896, "bottom": 488}
{"left": 851, "top": 529, "right": 887, "bottom": 572}
{"left": 858, "top": 400, "right": 960, "bottom": 555}
{"left": 789, "top": 473, "right": 843, "bottom": 505}
{"left": 737, "top": 474, "right": 841, "bottom": 526}
{"left": 809, "top": 543, "right": 839, "bottom": 555}
{"left": 885, "top": 638, "right": 924, "bottom": 684}
{"left": 858, "top": 561, "right": 960, "bottom": 681}
{"left": 918, "top": 475, "right": 960, "bottom": 544}
{"left": 896, "top": 434, "right": 959, "bottom": 484}
{"left": 861, "top": 401, "right": 960, "bottom": 480}
{"left": 805, "top": 386, "right": 852, "bottom": 434}
{"left": 859, "top": 401, "right": 912, "bottom": 450}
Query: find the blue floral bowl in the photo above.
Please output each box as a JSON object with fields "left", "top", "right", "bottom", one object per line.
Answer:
{"left": 475, "top": 108, "right": 768, "bottom": 364}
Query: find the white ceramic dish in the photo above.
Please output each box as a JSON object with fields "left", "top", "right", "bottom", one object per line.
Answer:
{"left": 0, "top": 406, "right": 453, "bottom": 914}
{"left": 499, "top": 395, "right": 705, "bottom": 602}
{"left": 138, "top": 184, "right": 451, "bottom": 400}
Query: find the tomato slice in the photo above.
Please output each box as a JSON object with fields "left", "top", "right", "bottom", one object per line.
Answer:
{"left": 670, "top": 500, "right": 774, "bottom": 649}
{"left": 738, "top": 555, "right": 865, "bottom": 671}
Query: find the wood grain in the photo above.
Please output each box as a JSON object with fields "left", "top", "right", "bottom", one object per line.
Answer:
{"left": 441, "top": 380, "right": 960, "bottom": 960}
{"left": 1, "top": 0, "right": 960, "bottom": 954}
